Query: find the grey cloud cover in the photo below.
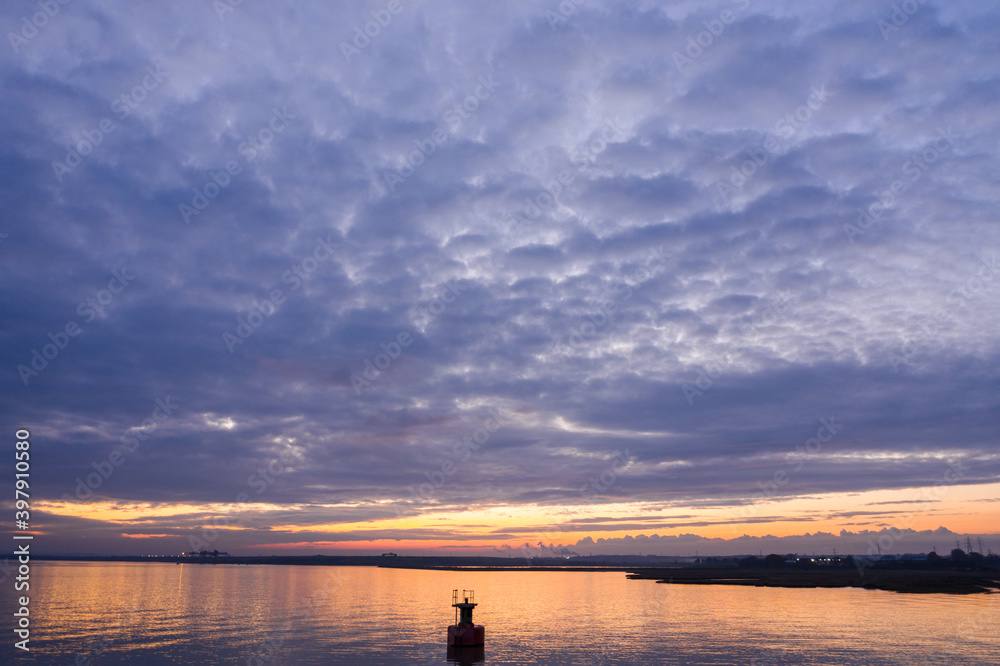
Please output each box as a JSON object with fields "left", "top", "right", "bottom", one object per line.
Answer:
{"left": 1, "top": 0, "right": 998, "bottom": 554}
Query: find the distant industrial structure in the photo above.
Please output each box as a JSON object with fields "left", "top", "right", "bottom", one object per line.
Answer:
{"left": 181, "top": 550, "right": 230, "bottom": 559}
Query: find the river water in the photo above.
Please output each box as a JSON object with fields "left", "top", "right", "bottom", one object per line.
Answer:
{"left": 4, "top": 561, "right": 998, "bottom": 664}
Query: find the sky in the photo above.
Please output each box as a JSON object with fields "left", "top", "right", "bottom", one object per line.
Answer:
{"left": 1, "top": 0, "right": 998, "bottom": 558}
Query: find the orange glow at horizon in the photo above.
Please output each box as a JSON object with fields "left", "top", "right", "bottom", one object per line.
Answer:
{"left": 246, "top": 540, "right": 503, "bottom": 551}
{"left": 36, "top": 482, "right": 1000, "bottom": 550}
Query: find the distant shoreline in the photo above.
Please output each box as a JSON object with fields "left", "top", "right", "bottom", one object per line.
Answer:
{"left": 624, "top": 567, "right": 1000, "bottom": 595}
{"left": 34, "top": 554, "right": 1000, "bottom": 594}
{"left": 33, "top": 553, "right": 660, "bottom": 570}
{"left": 32, "top": 554, "right": 665, "bottom": 568}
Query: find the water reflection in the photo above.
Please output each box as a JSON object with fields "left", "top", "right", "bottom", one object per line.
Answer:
{"left": 3, "top": 562, "right": 996, "bottom": 665}
{"left": 447, "top": 644, "right": 486, "bottom": 664}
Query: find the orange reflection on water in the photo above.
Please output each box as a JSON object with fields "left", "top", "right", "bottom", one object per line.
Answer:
{"left": 16, "top": 561, "right": 1000, "bottom": 664}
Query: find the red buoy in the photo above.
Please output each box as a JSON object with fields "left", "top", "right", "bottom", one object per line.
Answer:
{"left": 447, "top": 589, "right": 485, "bottom": 646}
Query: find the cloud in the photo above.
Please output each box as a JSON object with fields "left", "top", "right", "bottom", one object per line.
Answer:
{"left": 1, "top": 0, "right": 999, "bottom": 555}
{"left": 574, "top": 526, "right": 994, "bottom": 557}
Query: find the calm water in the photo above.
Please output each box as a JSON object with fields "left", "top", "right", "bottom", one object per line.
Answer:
{"left": 3, "top": 561, "right": 998, "bottom": 664}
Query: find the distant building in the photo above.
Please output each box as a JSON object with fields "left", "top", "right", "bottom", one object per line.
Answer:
{"left": 182, "top": 550, "right": 229, "bottom": 559}
{"left": 901, "top": 553, "right": 927, "bottom": 561}
{"left": 381, "top": 552, "right": 398, "bottom": 557}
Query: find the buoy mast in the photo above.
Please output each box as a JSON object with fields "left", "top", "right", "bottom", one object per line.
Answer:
{"left": 447, "top": 589, "right": 485, "bottom": 647}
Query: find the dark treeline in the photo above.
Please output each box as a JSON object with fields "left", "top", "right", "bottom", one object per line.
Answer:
{"left": 738, "top": 549, "right": 1000, "bottom": 571}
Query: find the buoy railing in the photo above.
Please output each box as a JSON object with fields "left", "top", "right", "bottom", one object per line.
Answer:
{"left": 452, "top": 589, "right": 474, "bottom": 605}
